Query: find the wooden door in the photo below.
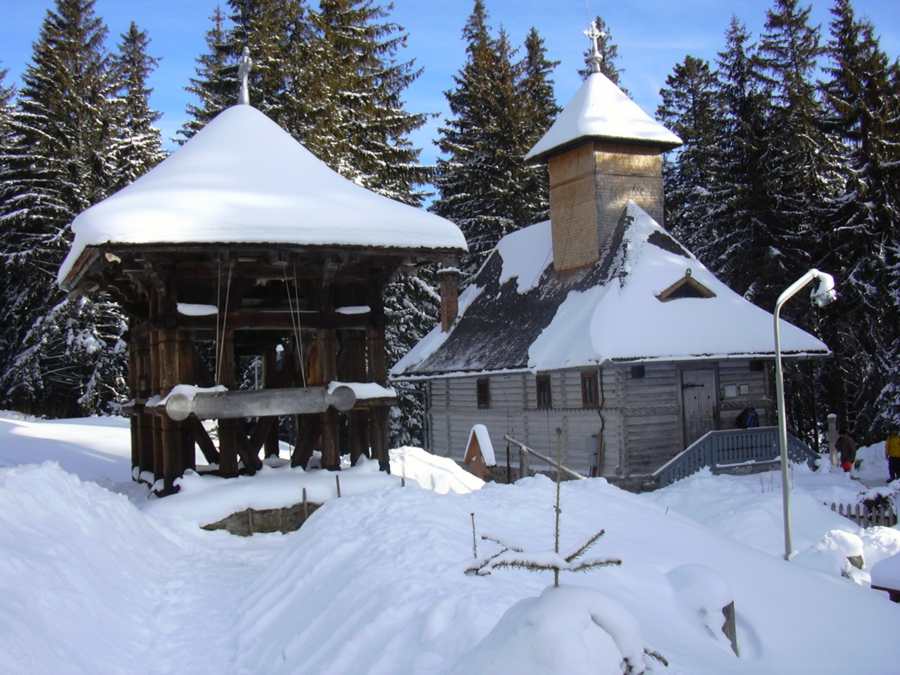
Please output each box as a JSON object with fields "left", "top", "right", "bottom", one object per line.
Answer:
{"left": 681, "top": 369, "right": 717, "bottom": 446}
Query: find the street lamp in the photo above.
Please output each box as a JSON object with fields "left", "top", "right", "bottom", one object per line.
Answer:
{"left": 774, "top": 269, "right": 836, "bottom": 561}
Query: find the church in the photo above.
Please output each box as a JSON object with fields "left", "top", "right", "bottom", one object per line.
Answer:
{"left": 391, "top": 25, "right": 828, "bottom": 486}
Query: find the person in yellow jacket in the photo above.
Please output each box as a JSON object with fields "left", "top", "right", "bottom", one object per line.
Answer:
{"left": 887, "top": 432, "right": 900, "bottom": 483}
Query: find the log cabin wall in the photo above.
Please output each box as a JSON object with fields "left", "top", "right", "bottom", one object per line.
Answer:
{"left": 425, "top": 358, "right": 775, "bottom": 481}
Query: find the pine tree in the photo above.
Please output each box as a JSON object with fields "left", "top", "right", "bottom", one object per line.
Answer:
{"left": 818, "top": 0, "right": 900, "bottom": 439}
{"left": 177, "top": 6, "right": 233, "bottom": 141}
{"left": 754, "top": 0, "right": 841, "bottom": 312}
{"left": 577, "top": 15, "right": 626, "bottom": 90}
{"left": 308, "top": 0, "right": 430, "bottom": 203}
{"left": 656, "top": 55, "right": 720, "bottom": 252}
{"left": 517, "top": 27, "right": 559, "bottom": 225}
{"left": 0, "top": 0, "right": 126, "bottom": 415}
{"left": 433, "top": 1, "right": 524, "bottom": 277}
{"left": 109, "top": 22, "right": 164, "bottom": 191}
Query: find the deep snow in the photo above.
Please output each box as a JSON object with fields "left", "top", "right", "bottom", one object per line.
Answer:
{"left": 2, "top": 413, "right": 900, "bottom": 674}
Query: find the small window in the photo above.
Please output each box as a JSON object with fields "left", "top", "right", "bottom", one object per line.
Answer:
{"left": 476, "top": 378, "right": 490, "bottom": 409}
{"left": 631, "top": 365, "right": 646, "bottom": 379}
{"left": 536, "top": 374, "right": 552, "bottom": 409}
{"left": 656, "top": 271, "right": 716, "bottom": 302}
{"left": 581, "top": 371, "right": 599, "bottom": 408}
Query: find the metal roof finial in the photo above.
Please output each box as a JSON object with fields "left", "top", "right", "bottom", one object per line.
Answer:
{"left": 238, "top": 47, "right": 253, "bottom": 105}
{"left": 584, "top": 19, "right": 605, "bottom": 74}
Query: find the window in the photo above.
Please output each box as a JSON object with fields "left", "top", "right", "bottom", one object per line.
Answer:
{"left": 581, "top": 371, "right": 599, "bottom": 408}
{"left": 476, "top": 378, "right": 490, "bottom": 409}
{"left": 536, "top": 374, "right": 552, "bottom": 409}
{"left": 631, "top": 365, "right": 646, "bottom": 379}
{"left": 749, "top": 360, "right": 765, "bottom": 372}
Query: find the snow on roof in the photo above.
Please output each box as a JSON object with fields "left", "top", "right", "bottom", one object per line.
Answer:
{"left": 525, "top": 71, "right": 682, "bottom": 162}
{"left": 392, "top": 202, "right": 828, "bottom": 379}
{"left": 467, "top": 424, "right": 496, "bottom": 466}
{"left": 58, "top": 104, "right": 467, "bottom": 285}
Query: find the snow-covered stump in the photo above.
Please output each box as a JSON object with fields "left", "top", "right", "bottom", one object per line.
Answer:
{"left": 667, "top": 564, "right": 739, "bottom": 657}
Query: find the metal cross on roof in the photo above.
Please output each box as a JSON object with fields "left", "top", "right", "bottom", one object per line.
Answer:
{"left": 238, "top": 47, "right": 253, "bottom": 105}
{"left": 583, "top": 20, "right": 605, "bottom": 74}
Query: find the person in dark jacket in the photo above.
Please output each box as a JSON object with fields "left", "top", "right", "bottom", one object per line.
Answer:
{"left": 836, "top": 429, "right": 857, "bottom": 472}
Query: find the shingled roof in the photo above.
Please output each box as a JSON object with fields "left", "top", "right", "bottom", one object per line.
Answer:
{"left": 391, "top": 202, "right": 829, "bottom": 380}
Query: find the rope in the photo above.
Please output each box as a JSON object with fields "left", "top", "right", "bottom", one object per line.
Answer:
{"left": 282, "top": 265, "right": 306, "bottom": 387}
{"left": 216, "top": 261, "right": 233, "bottom": 384}
{"left": 215, "top": 260, "right": 221, "bottom": 383}
{"left": 293, "top": 264, "right": 306, "bottom": 387}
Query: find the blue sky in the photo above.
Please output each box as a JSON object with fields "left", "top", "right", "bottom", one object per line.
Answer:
{"left": 1, "top": 0, "right": 897, "bottom": 165}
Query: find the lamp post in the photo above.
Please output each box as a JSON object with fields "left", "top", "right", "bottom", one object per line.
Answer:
{"left": 774, "top": 269, "right": 836, "bottom": 561}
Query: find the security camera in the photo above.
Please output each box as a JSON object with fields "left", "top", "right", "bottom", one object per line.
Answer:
{"left": 810, "top": 271, "right": 837, "bottom": 308}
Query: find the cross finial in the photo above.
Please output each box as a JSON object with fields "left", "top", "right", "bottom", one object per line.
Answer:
{"left": 583, "top": 20, "right": 605, "bottom": 74}
{"left": 238, "top": 47, "right": 253, "bottom": 105}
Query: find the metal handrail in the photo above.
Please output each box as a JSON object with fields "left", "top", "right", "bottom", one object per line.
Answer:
{"left": 652, "top": 426, "right": 819, "bottom": 488}
{"left": 504, "top": 434, "right": 586, "bottom": 481}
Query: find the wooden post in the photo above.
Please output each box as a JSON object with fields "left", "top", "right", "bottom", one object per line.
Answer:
{"left": 176, "top": 329, "right": 196, "bottom": 472}
{"left": 319, "top": 278, "right": 340, "bottom": 470}
{"left": 148, "top": 292, "right": 164, "bottom": 484}
{"left": 262, "top": 344, "right": 280, "bottom": 458}
{"left": 340, "top": 332, "right": 369, "bottom": 465}
{"left": 127, "top": 327, "right": 140, "bottom": 475}
{"left": 367, "top": 280, "right": 390, "bottom": 472}
{"left": 135, "top": 323, "right": 154, "bottom": 476}
{"left": 218, "top": 327, "right": 240, "bottom": 477}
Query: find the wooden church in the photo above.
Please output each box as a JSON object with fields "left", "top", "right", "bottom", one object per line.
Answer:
{"left": 57, "top": 52, "right": 466, "bottom": 495}
{"left": 392, "top": 24, "right": 829, "bottom": 485}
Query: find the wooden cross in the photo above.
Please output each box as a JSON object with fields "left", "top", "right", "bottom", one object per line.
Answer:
{"left": 583, "top": 20, "right": 605, "bottom": 74}
{"left": 238, "top": 47, "right": 252, "bottom": 105}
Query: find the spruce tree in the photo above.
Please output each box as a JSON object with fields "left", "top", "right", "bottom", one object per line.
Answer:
{"left": 433, "top": 1, "right": 523, "bottom": 277}
{"left": 518, "top": 27, "right": 559, "bottom": 225}
{"left": 177, "top": 6, "right": 233, "bottom": 141}
{"left": 754, "top": 0, "right": 841, "bottom": 312}
{"left": 308, "top": 0, "right": 430, "bottom": 202}
{"left": 818, "top": 0, "right": 900, "bottom": 439}
{"left": 0, "top": 0, "right": 127, "bottom": 415}
{"left": 656, "top": 55, "right": 720, "bottom": 252}
{"left": 109, "top": 22, "right": 164, "bottom": 191}
{"left": 577, "top": 16, "right": 626, "bottom": 90}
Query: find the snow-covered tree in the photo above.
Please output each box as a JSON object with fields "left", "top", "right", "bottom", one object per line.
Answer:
{"left": 177, "top": 6, "right": 232, "bottom": 142}
{"left": 517, "top": 27, "right": 559, "bottom": 226}
{"left": 656, "top": 55, "right": 720, "bottom": 253}
{"left": 0, "top": 0, "right": 127, "bottom": 415}
{"left": 753, "top": 0, "right": 842, "bottom": 313}
{"left": 434, "top": 2, "right": 530, "bottom": 277}
{"left": 109, "top": 21, "right": 164, "bottom": 191}
{"left": 817, "top": 0, "right": 900, "bottom": 439}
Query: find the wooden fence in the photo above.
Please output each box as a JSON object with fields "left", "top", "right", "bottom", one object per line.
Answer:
{"left": 830, "top": 502, "right": 897, "bottom": 528}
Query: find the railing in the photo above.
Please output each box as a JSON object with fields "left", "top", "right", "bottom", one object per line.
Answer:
{"left": 504, "top": 434, "right": 586, "bottom": 481}
{"left": 652, "top": 426, "right": 819, "bottom": 489}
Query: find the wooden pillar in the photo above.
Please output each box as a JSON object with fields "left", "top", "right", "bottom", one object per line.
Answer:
{"left": 262, "top": 344, "right": 280, "bottom": 458}
{"left": 367, "top": 279, "right": 390, "bottom": 472}
{"left": 134, "top": 322, "right": 154, "bottom": 476}
{"left": 159, "top": 323, "right": 181, "bottom": 494}
{"left": 319, "top": 327, "right": 339, "bottom": 470}
{"left": 177, "top": 329, "right": 196, "bottom": 472}
{"left": 218, "top": 327, "right": 240, "bottom": 477}
{"left": 340, "top": 332, "right": 369, "bottom": 464}
{"left": 148, "top": 293, "right": 164, "bottom": 484}
{"left": 319, "top": 278, "right": 340, "bottom": 471}
{"left": 128, "top": 327, "right": 140, "bottom": 474}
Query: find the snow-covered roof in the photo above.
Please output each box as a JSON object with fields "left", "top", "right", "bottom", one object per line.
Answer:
{"left": 392, "top": 202, "right": 828, "bottom": 379}
{"left": 525, "top": 71, "right": 682, "bottom": 162}
{"left": 58, "top": 104, "right": 466, "bottom": 285}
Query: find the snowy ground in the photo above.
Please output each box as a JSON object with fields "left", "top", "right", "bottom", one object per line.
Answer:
{"left": 1, "top": 412, "right": 899, "bottom": 674}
